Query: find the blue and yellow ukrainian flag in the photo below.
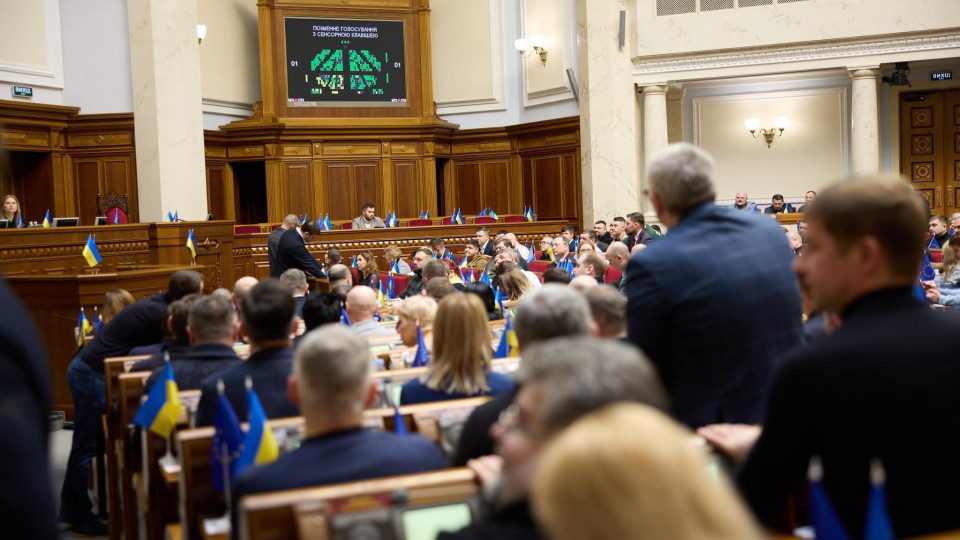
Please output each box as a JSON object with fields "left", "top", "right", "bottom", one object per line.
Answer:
{"left": 186, "top": 229, "right": 197, "bottom": 260}
{"left": 235, "top": 384, "right": 279, "bottom": 472}
{"left": 390, "top": 259, "right": 401, "bottom": 274}
{"left": 377, "top": 280, "right": 387, "bottom": 308}
{"left": 546, "top": 247, "right": 556, "bottom": 262}
{"left": 42, "top": 210, "right": 51, "bottom": 228}
{"left": 494, "top": 287, "right": 505, "bottom": 312}
{"left": 82, "top": 235, "right": 103, "bottom": 267}
{"left": 494, "top": 315, "right": 519, "bottom": 358}
{"left": 133, "top": 363, "right": 182, "bottom": 439}
{"left": 164, "top": 211, "right": 174, "bottom": 223}
{"left": 77, "top": 308, "right": 93, "bottom": 346}
{"left": 453, "top": 209, "right": 464, "bottom": 225}
{"left": 489, "top": 209, "right": 498, "bottom": 220}
{"left": 323, "top": 214, "right": 333, "bottom": 231}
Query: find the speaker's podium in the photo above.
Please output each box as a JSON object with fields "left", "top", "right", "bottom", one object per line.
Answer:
{"left": 7, "top": 264, "right": 200, "bottom": 416}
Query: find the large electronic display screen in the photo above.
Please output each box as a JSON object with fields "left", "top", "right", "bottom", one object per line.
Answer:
{"left": 284, "top": 17, "right": 407, "bottom": 106}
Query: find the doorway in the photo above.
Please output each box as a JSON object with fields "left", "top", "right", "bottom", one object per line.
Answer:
{"left": 899, "top": 89, "right": 960, "bottom": 218}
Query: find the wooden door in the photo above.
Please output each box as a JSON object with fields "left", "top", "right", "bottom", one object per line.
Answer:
{"left": 900, "top": 89, "right": 960, "bottom": 218}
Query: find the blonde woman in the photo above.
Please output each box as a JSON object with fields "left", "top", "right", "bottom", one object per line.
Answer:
{"left": 499, "top": 266, "right": 534, "bottom": 301}
{"left": 399, "top": 294, "right": 512, "bottom": 404}
{"left": 2, "top": 194, "right": 22, "bottom": 226}
{"left": 395, "top": 295, "right": 437, "bottom": 350}
{"left": 383, "top": 244, "right": 412, "bottom": 274}
{"left": 936, "top": 236, "right": 960, "bottom": 287}
{"left": 533, "top": 403, "right": 763, "bottom": 540}
{"left": 101, "top": 289, "right": 135, "bottom": 324}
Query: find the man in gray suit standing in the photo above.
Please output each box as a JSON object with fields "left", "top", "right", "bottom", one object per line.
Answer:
{"left": 268, "top": 214, "right": 299, "bottom": 277}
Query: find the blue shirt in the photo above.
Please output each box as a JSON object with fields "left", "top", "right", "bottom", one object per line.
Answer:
{"left": 399, "top": 372, "right": 514, "bottom": 405}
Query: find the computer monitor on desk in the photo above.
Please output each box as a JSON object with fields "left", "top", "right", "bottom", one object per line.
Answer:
{"left": 52, "top": 217, "right": 80, "bottom": 227}
{"left": 94, "top": 216, "right": 108, "bottom": 226}
{"left": 0, "top": 220, "right": 9, "bottom": 229}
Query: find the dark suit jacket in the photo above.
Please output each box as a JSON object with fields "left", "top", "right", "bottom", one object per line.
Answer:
{"left": 274, "top": 228, "right": 324, "bottom": 278}
{"left": 267, "top": 227, "right": 286, "bottom": 277}
{"left": 143, "top": 342, "right": 241, "bottom": 393}
{"left": 194, "top": 346, "right": 298, "bottom": 426}
{"left": 625, "top": 228, "right": 655, "bottom": 250}
{"left": 80, "top": 292, "right": 171, "bottom": 372}
{"left": 480, "top": 241, "right": 494, "bottom": 257}
{"left": 626, "top": 201, "right": 803, "bottom": 428}
{"left": 737, "top": 288, "right": 960, "bottom": 538}
{"left": 230, "top": 427, "right": 447, "bottom": 538}
{"left": 0, "top": 278, "right": 58, "bottom": 540}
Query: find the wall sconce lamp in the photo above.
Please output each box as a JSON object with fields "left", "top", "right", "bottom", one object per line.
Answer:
{"left": 515, "top": 34, "right": 548, "bottom": 66}
{"left": 197, "top": 24, "right": 207, "bottom": 45}
{"left": 745, "top": 116, "right": 789, "bottom": 148}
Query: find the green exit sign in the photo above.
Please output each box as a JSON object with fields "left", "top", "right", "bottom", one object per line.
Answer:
{"left": 12, "top": 86, "right": 33, "bottom": 98}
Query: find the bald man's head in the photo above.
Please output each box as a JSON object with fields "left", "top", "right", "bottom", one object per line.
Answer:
{"left": 630, "top": 243, "right": 647, "bottom": 256}
{"left": 328, "top": 264, "right": 352, "bottom": 287}
{"left": 233, "top": 276, "right": 259, "bottom": 312}
{"left": 282, "top": 214, "right": 299, "bottom": 229}
{"left": 345, "top": 286, "right": 379, "bottom": 323}
{"left": 569, "top": 275, "right": 599, "bottom": 292}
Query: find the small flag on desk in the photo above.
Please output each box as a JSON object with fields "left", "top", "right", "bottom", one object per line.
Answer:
{"left": 489, "top": 209, "right": 498, "bottom": 221}
{"left": 211, "top": 380, "right": 244, "bottom": 493}
{"left": 17, "top": 211, "right": 24, "bottom": 228}
{"left": 807, "top": 456, "right": 852, "bottom": 540}
{"left": 546, "top": 247, "right": 556, "bottom": 262}
{"left": 82, "top": 235, "right": 103, "bottom": 267}
{"left": 393, "top": 403, "right": 408, "bottom": 436}
{"left": 929, "top": 235, "right": 941, "bottom": 250}
{"left": 133, "top": 362, "right": 182, "bottom": 439}
{"left": 113, "top": 211, "right": 120, "bottom": 225}
{"left": 387, "top": 273, "right": 397, "bottom": 299}
{"left": 186, "top": 230, "right": 197, "bottom": 260}
{"left": 341, "top": 307, "right": 352, "bottom": 326}
{"left": 77, "top": 308, "right": 93, "bottom": 346}
{"left": 324, "top": 214, "right": 332, "bottom": 231}
{"left": 494, "top": 287, "right": 505, "bottom": 313}
{"left": 418, "top": 210, "right": 425, "bottom": 219}
{"left": 494, "top": 315, "right": 519, "bottom": 359}
{"left": 42, "top": 210, "right": 51, "bottom": 228}
{"left": 351, "top": 255, "right": 358, "bottom": 268}
{"left": 424, "top": 210, "right": 430, "bottom": 219}
{"left": 864, "top": 459, "right": 896, "bottom": 540}
{"left": 453, "top": 209, "right": 464, "bottom": 225}
{"left": 173, "top": 210, "right": 179, "bottom": 222}
{"left": 411, "top": 324, "right": 429, "bottom": 367}
{"left": 920, "top": 254, "right": 936, "bottom": 282}
{"left": 478, "top": 208, "right": 487, "bottom": 217}
{"left": 390, "top": 259, "right": 400, "bottom": 275}
{"left": 377, "top": 280, "right": 387, "bottom": 308}
{"left": 526, "top": 243, "right": 535, "bottom": 263}
{"left": 165, "top": 211, "right": 174, "bottom": 223}
{"left": 235, "top": 379, "right": 279, "bottom": 474}
{"left": 388, "top": 212, "right": 398, "bottom": 228}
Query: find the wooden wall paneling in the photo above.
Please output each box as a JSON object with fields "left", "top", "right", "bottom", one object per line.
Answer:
{"left": 509, "top": 143, "right": 523, "bottom": 215}
{"left": 393, "top": 160, "right": 419, "bottom": 218}
{"left": 354, "top": 162, "right": 382, "bottom": 214}
{"left": 530, "top": 156, "right": 563, "bottom": 220}
{"left": 454, "top": 163, "right": 481, "bottom": 215}
{"left": 103, "top": 158, "right": 129, "bottom": 203}
{"left": 284, "top": 162, "right": 311, "bottom": 217}
{"left": 423, "top": 154, "right": 438, "bottom": 216}
{"left": 325, "top": 163, "right": 354, "bottom": 221}
{"left": 74, "top": 159, "right": 102, "bottom": 225}
{"left": 381, "top": 143, "right": 396, "bottom": 218}
{"left": 206, "top": 165, "right": 228, "bottom": 220}
{"left": 562, "top": 153, "right": 579, "bottom": 221}
{"left": 522, "top": 159, "right": 535, "bottom": 211}
{"left": 311, "top": 159, "right": 325, "bottom": 221}
{"left": 481, "top": 160, "right": 510, "bottom": 214}
{"left": 265, "top": 159, "right": 283, "bottom": 223}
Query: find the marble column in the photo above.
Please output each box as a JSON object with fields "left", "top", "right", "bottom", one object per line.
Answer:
{"left": 576, "top": 0, "right": 641, "bottom": 227}
{"left": 641, "top": 84, "right": 669, "bottom": 168}
{"left": 128, "top": 0, "right": 208, "bottom": 222}
{"left": 849, "top": 67, "right": 881, "bottom": 175}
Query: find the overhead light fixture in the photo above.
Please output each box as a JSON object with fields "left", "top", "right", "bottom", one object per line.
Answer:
{"left": 515, "top": 34, "right": 547, "bottom": 66}
{"left": 882, "top": 62, "right": 911, "bottom": 87}
{"left": 197, "top": 24, "right": 207, "bottom": 45}
{"left": 745, "top": 116, "right": 789, "bottom": 148}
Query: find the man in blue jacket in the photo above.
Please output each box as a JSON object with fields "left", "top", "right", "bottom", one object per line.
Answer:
{"left": 626, "top": 143, "right": 802, "bottom": 428}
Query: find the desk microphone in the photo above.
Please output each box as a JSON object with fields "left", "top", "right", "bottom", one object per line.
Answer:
{"left": 113, "top": 252, "right": 142, "bottom": 270}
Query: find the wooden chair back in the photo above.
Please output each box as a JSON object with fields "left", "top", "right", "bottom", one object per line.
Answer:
{"left": 239, "top": 468, "right": 479, "bottom": 540}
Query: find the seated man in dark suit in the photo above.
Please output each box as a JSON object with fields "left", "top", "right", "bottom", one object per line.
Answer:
{"left": 143, "top": 294, "right": 241, "bottom": 392}
{"left": 275, "top": 221, "right": 325, "bottom": 278}
{"left": 195, "top": 279, "right": 300, "bottom": 426}
{"left": 279, "top": 268, "right": 308, "bottom": 318}
{"left": 547, "top": 237, "right": 577, "bottom": 269}
{"left": 231, "top": 326, "right": 446, "bottom": 535}
{"left": 131, "top": 295, "right": 199, "bottom": 373}
{"left": 627, "top": 143, "right": 802, "bottom": 429}
{"left": 441, "top": 337, "right": 668, "bottom": 540}
{"left": 623, "top": 211, "right": 656, "bottom": 249}
{"left": 700, "top": 177, "right": 960, "bottom": 539}
{"left": 60, "top": 270, "right": 203, "bottom": 535}
{"left": 397, "top": 247, "right": 434, "bottom": 299}
{"left": 267, "top": 214, "right": 299, "bottom": 277}
{"left": 294, "top": 292, "right": 343, "bottom": 348}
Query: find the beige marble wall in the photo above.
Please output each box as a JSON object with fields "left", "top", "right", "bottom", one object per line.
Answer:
{"left": 576, "top": 0, "right": 641, "bottom": 225}
{"left": 849, "top": 67, "right": 881, "bottom": 175}
{"left": 0, "top": 1, "right": 47, "bottom": 68}
{"left": 128, "top": 0, "right": 208, "bottom": 222}
{"left": 198, "top": 0, "right": 260, "bottom": 106}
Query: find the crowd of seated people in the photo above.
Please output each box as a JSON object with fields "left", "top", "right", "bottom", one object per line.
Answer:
{"left": 11, "top": 143, "right": 960, "bottom": 540}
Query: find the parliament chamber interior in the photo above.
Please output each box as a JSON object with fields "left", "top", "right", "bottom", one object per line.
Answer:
{"left": 1, "top": 0, "right": 960, "bottom": 539}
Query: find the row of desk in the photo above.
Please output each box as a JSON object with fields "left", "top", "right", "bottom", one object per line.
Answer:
{"left": 0, "top": 219, "right": 566, "bottom": 414}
